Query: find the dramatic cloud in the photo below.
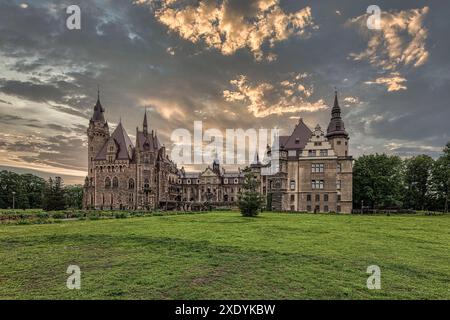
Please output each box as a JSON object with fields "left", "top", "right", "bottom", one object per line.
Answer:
{"left": 348, "top": 6, "right": 429, "bottom": 91}
{"left": 223, "top": 73, "right": 326, "bottom": 117}
{"left": 349, "top": 6, "right": 429, "bottom": 70}
{"left": 137, "top": 0, "right": 316, "bottom": 61}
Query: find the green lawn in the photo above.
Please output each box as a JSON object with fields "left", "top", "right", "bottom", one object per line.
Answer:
{"left": 0, "top": 212, "right": 449, "bottom": 299}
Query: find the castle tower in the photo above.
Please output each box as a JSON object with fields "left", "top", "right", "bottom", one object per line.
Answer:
{"left": 87, "top": 88, "right": 109, "bottom": 177}
{"left": 326, "top": 90, "right": 349, "bottom": 157}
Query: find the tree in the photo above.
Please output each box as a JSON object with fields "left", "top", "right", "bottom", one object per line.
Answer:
{"left": 404, "top": 155, "right": 434, "bottom": 210}
{"left": 43, "top": 177, "right": 66, "bottom": 211}
{"left": 353, "top": 154, "right": 405, "bottom": 210}
{"left": 431, "top": 142, "right": 450, "bottom": 212}
{"left": 64, "top": 184, "right": 84, "bottom": 209}
{"left": 0, "top": 170, "right": 45, "bottom": 209}
{"left": 238, "top": 170, "right": 264, "bottom": 217}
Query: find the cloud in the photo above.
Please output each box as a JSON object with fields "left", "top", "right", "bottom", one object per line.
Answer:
{"left": 223, "top": 73, "right": 326, "bottom": 117}
{"left": 348, "top": 7, "right": 429, "bottom": 70}
{"left": 138, "top": 0, "right": 316, "bottom": 61}
{"left": 365, "top": 72, "right": 407, "bottom": 92}
{"left": 348, "top": 6, "right": 429, "bottom": 92}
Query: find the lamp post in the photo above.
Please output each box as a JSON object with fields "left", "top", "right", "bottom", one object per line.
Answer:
{"left": 12, "top": 191, "right": 16, "bottom": 210}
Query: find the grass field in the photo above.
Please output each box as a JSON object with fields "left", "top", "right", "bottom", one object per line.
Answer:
{"left": 0, "top": 211, "right": 449, "bottom": 299}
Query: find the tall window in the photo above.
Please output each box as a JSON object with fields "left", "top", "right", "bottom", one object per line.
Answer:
{"left": 128, "top": 179, "right": 135, "bottom": 190}
{"left": 112, "top": 177, "right": 119, "bottom": 189}
{"left": 105, "top": 177, "right": 111, "bottom": 189}
{"left": 337, "top": 163, "right": 342, "bottom": 172}
{"left": 144, "top": 178, "right": 150, "bottom": 189}
{"left": 315, "top": 194, "right": 320, "bottom": 202}
{"left": 324, "top": 194, "right": 329, "bottom": 202}
{"left": 336, "top": 180, "right": 341, "bottom": 190}
{"left": 290, "top": 180, "right": 295, "bottom": 190}
{"left": 306, "top": 194, "right": 311, "bottom": 201}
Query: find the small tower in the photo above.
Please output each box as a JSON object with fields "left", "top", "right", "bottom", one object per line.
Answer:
{"left": 87, "top": 87, "right": 109, "bottom": 177}
{"left": 326, "top": 90, "right": 349, "bottom": 157}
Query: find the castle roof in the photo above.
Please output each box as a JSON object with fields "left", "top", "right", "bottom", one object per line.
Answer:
{"left": 136, "top": 131, "right": 161, "bottom": 151}
{"left": 280, "top": 118, "right": 312, "bottom": 150}
{"left": 95, "top": 122, "right": 134, "bottom": 160}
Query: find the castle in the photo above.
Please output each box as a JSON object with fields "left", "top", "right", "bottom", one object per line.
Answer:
{"left": 83, "top": 91, "right": 353, "bottom": 213}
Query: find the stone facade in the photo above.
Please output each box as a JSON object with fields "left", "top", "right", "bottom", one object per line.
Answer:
{"left": 83, "top": 91, "right": 353, "bottom": 213}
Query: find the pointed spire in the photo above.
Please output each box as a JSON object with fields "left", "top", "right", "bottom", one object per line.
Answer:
{"left": 91, "top": 85, "right": 105, "bottom": 122}
{"left": 143, "top": 108, "right": 148, "bottom": 136}
{"left": 332, "top": 88, "right": 341, "bottom": 118}
{"left": 326, "top": 89, "right": 348, "bottom": 138}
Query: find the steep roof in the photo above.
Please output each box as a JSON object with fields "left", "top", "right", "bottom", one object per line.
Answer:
{"left": 95, "top": 122, "right": 134, "bottom": 160}
{"left": 136, "top": 131, "right": 161, "bottom": 150}
{"left": 91, "top": 95, "right": 105, "bottom": 122}
{"left": 282, "top": 119, "right": 312, "bottom": 150}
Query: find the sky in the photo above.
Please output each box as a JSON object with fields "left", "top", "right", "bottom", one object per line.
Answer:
{"left": 0, "top": 0, "right": 449, "bottom": 184}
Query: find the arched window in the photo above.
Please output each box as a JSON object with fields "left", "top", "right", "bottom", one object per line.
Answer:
{"left": 144, "top": 178, "right": 150, "bottom": 190}
{"left": 112, "top": 177, "right": 119, "bottom": 189}
{"left": 105, "top": 177, "right": 111, "bottom": 189}
{"left": 128, "top": 179, "right": 135, "bottom": 190}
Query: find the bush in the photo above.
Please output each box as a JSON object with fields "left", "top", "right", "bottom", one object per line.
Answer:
{"left": 51, "top": 212, "right": 66, "bottom": 219}
{"left": 114, "top": 212, "right": 128, "bottom": 219}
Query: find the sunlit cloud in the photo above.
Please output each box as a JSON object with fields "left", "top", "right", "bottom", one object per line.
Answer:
{"left": 223, "top": 73, "right": 326, "bottom": 118}
{"left": 348, "top": 6, "right": 429, "bottom": 92}
{"left": 137, "top": 0, "right": 317, "bottom": 61}
{"left": 365, "top": 72, "right": 407, "bottom": 92}
{"left": 348, "top": 6, "right": 429, "bottom": 70}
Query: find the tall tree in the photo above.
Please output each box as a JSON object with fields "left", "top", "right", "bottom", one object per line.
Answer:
{"left": 431, "top": 142, "right": 450, "bottom": 212}
{"left": 404, "top": 155, "right": 434, "bottom": 210}
{"left": 238, "top": 170, "right": 264, "bottom": 217}
{"left": 353, "top": 154, "right": 405, "bottom": 210}
{"left": 43, "top": 177, "right": 66, "bottom": 211}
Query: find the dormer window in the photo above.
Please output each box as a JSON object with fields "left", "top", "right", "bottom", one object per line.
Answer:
{"left": 295, "top": 138, "right": 300, "bottom": 144}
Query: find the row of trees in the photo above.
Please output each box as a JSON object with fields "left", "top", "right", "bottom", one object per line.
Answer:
{"left": 0, "top": 171, "right": 83, "bottom": 210}
{"left": 353, "top": 142, "right": 449, "bottom": 212}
